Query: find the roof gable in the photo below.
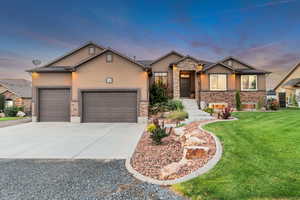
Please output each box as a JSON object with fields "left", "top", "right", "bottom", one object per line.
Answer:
{"left": 220, "top": 56, "right": 256, "bottom": 70}
{"left": 203, "top": 62, "right": 234, "bottom": 72}
{"left": 274, "top": 62, "right": 300, "bottom": 90}
{"left": 72, "top": 48, "right": 147, "bottom": 71}
{"left": 150, "top": 51, "right": 184, "bottom": 66}
{"left": 41, "top": 41, "right": 105, "bottom": 68}
{"left": 0, "top": 79, "right": 32, "bottom": 98}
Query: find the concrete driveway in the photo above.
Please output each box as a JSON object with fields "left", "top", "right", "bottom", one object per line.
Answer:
{"left": 0, "top": 122, "right": 145, "bottom": 159}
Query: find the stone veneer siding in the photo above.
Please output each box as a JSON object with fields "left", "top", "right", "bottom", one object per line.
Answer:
{"left": 199, "top": 91, "right": 266, "bottom": 108}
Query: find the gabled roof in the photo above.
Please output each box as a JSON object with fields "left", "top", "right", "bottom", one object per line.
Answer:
{"left": 40, "top": 41, "right": 105, "bottom": 68}
{"left": 72, "top": 48, "right": 148, "bottom": 71}
{"left": 0, "top": 79, "right": 32, "bottom": 98}
{"left": 149, "top": 51, "right": 184, "bottom": 66}
{"left": 282, "top": 78, "right": 300, "bottom": 87}
{"left": 202, "top": 62, "right": 235, "bottom": 72}
{"left": 136, "top": 60, "right": 153, "bottom": 67}
{"left": 235, "top": 69, "right": 270, "bottom": 74}
{"left": 219, "top": 56, "right": 256, "bottom": 70}
{"left": 274, "top": 61, "right": 300, "bottom": 90}
{"left": 171, "top": 55, "right": 213, "bottom": 66}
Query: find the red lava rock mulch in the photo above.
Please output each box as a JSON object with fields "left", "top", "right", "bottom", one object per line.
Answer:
{"left": 130, "top": 121, "right": 217, "bottom": 181}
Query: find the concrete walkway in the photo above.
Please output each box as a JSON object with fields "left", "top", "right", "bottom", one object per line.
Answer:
{"left": 0, "top": 122, "right": 145, "bottom": 159}
{"left": 182, "top": 99, "right": 215, "bottom": 123}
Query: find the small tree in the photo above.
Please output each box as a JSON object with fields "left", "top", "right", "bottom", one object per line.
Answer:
{"left": 150, "top": 82, "right": 168, "bottom": 105}
{"left": 291, "top": 94, "right": 299, "bottom": 107}
{"left": 235, "top": 91, "right": 242, "bottom": 111}
{"left": 0, "top": 94, "right": 5, "bottom": 112}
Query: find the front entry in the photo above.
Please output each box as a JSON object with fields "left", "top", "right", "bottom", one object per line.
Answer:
{"left": 180, "top": 73, "right": 191, "bottom": 98}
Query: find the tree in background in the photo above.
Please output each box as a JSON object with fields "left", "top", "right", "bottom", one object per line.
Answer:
{"left": 235, "top": 91, "right": 242, "bottom": 111}
{"left": 0, "top": 94, "right": 5, "bottom": 112}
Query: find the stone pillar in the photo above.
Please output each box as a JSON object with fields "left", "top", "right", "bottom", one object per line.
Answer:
{"left": 195, "top": 72, "right": 199, "bottom": 100}
{"left": 138, "top": 101, "right": 149, "bottom": 123}
{"left": 71, "top": 101, "right": 80, "bottom": 123}
{"left": 173, "top": 67, "right": 180, "bottom": 99}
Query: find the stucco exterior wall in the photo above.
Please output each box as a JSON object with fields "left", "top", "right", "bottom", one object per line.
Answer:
{"left": 151, "top": 54, "right": 182, "bottom": 72}
{"left": 52, "top": 45, "right": 104, "bottom": 67}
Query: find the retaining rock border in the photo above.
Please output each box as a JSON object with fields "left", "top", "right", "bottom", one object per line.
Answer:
{"left": 126, "top": 118, "right": 238, "bottom": 185}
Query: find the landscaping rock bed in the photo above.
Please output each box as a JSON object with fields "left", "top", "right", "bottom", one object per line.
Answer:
{"left": 130, "top": 120, "right": 217, "bottom": 181}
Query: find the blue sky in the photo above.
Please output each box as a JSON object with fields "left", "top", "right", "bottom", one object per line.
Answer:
{"left": 0, "top": 0, "right": 300, "bottom": 79}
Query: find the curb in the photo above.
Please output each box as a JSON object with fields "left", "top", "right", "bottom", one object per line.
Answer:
{"left": 125, "top": 118, "right": 237, "bottom": 185}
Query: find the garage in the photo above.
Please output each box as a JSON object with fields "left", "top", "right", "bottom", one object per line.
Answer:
{"left": 38, "top": 88, "right": 70, "bottom": 122}
{"left": 82, "top": 90, "right": 137, "bottom": 123}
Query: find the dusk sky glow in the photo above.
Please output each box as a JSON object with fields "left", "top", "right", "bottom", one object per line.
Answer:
{"left": 0, "top": 0, "right": 300, "bottom": 80}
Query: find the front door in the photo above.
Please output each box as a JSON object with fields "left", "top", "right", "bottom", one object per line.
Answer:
{"left": 279, "top": 92, "right": 286, "bottom": 108}
{"left": 180, "top": 74, "right": 191, "bottom": 98}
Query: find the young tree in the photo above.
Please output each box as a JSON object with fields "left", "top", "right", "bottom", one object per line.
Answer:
{"left": 0, "top": 94, "right": 5, "bottom": 112}
{"left": 235, "top": 91, "right": 242, "bottom": 111}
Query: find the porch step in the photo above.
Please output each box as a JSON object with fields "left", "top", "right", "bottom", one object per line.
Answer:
{"left": 181, "top": 99, "right": 215, "bottom": 123}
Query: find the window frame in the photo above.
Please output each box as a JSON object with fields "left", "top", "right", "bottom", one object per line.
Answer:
{"left": 106, "top": 53, "right": 113, "bottom": 63}
{"left": 241, "top": 75, "right": 258, "bottom": 91}
{"left": 5, "top": 99, "right": 13, "bottom": 108}
{"left": 209, "top": 74, "right": 227, "bottom": 91}
{"left": 88, "top": 47, "right": 95, "bottom": 55}
{"left": 153, "top": 72, "right": 168, "bottom": 86}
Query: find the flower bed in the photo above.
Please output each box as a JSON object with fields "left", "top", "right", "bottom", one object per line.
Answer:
{"left": 130, "top": 121, "right": 217, "bottom": 181}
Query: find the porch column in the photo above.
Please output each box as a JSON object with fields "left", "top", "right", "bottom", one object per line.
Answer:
{"left": 173, "top": 65, "right": 180, "bottom": 99}
{"left": 195, "top": 72, "right": 199, "bottom": 100}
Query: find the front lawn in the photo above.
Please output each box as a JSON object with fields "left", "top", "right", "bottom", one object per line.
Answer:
{"left": 0, "top": 117, "right": 24, "bottom": 121}
{"left": 173, "top": 109, "right": 300, "bottom": 200}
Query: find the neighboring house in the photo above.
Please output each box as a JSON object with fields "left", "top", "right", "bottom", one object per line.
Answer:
{"left": 0, "top": 79, "right": 32, "bottom": 113}
{"left": 27, "top": 41, "right": 269, "bottom": 123}
{"left": 274, "top": 62, "right": 300, "bottom": 107}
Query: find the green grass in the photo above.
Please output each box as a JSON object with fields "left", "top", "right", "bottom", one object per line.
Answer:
{"left": 173, "top": 109, "right": 300, "bottom": 200}
{"left": 0, "top": 117, "right": 24, "bottom": 121}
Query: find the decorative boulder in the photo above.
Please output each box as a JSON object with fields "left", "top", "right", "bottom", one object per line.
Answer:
{"left": 0, "top": 113, "right": 5, "bottom": 118}
{"left": 184, "top": 146, "right": 210, "bottom": 160}
{"left": 184, "top": 136, "right": 206, "bottom": 147}
{"left": 16, "top": 111, "right": 26, "bottom": 117}
{"left": 160, "top": 159, "right": 189, "bottom": 179}
{"left": 174, "top": 127, "right": 185, "bottom": 137}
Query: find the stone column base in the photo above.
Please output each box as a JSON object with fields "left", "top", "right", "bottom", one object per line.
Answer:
{"left": 32, "top": 116, "right": 37, "bottom": 122}
{"left": 138, "top": 117, "right": 148, "bottom": 124}
{"left": 71, "top": 116, "right": 81, "bottom": 123}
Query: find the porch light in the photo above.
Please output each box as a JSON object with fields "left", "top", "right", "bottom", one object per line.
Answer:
{"left": 196, "top": 64, "right": 203, "bottom": 71}
{"left": 173, "top": 64, "right": 178, "bottom": 70}
{"left": 32, "top": 72, "right": 39, "bottom": 78}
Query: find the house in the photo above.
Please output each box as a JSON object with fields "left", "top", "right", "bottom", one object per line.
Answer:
{"left": 0, "top": 79, "right": 32, "bottom": 113}
{"left": 274, "top": 61, "right": 300, "bottom": 107}
{"left": 27, "top": 41, "right": 269, "bottom": 123}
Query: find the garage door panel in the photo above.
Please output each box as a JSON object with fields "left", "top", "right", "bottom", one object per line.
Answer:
{"left": 82, "top": 91, "right": 137, "bottom": 123}
{"left": 39, "top": 89, "right": 70, "bottom": 122}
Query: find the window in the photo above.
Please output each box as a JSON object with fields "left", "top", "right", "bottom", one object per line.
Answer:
{"left": 106, "top": 53, "right": 113, "bottom": 63}
{"left": 241, "top": 75, "right": 257, "bottom": 91}
{"left": 89, "top": 47, "right": 95, "bottom": 55}
{"left": 5, "top": 99, "right": 13, "bottom": 108}
{"left": 210, "top": 74, "right": 227, "bottom": 91}
{"left": 154, "top": 72, "right": 168, "bottom": 86}
{"left": 228, "top": 60, "right": 233, "bottom": 66}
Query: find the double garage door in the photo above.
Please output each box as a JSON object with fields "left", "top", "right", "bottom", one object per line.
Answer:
{"left": 38, "top": 89, "right": 137, "bottom": 123}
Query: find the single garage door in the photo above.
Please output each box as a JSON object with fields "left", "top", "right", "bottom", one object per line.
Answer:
{"left": 39, "top": 88, "right": 70, "bottom": 122}
{"left": 82, "top": 91, "right": 137, "bottom": 123}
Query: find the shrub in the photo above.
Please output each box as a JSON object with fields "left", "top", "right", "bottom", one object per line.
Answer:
{"left": 166, "top": 100, "right": 184, "bottom": 111}
{"left": 176, "top": 123, "right": 186, "bottom": 128}
{"left": 266, "top": 98, "right": 279, "bottom": 110}
{"left": 256, "top": 96, "right": 265, "bottom": 110}
{"left": 4, "top": 106, "right": 23, "bottom": 117}
{"left": 149, "top": 102, "right": 168, "bottom": 115}
{"left": 218, "top": 107, "right": 233, "bottom": 119}
{"left": 203, "top": 107, "right": 214, "bottom": 116}
{"left": 235, "top": 91, "right": 242, "bottom": 111}
{"left": 291, "top": 94, "right": 299, "bottom": 107}
{"left": 148, "top": 118, "right": 171, "bottom": 145}
{"left": 167, "top": 111, "right": 188, "bottom": 121}
{"left": 150, "top": 83, "right": 168, "bottom": 105}
{"left": 0, "top": 94, "right": 4, "bottom": 112}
